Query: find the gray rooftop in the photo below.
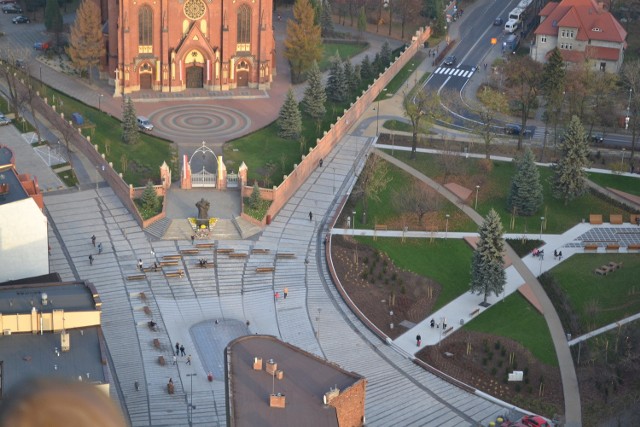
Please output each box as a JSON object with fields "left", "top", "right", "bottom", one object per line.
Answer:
{"left": 0, "top": 164, "right": 28, "bottom": 205}
{"left": 0, "top": 282, "right": 97, "bottom": 315}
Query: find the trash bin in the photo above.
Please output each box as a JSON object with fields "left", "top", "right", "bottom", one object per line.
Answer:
{"left": 71, "top": 112, "right": 84, "bottom": 125}
{"left": 266, "top": 214, "right": 271, "bottom": 225}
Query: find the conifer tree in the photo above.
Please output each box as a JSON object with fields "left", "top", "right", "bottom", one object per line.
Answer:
{"left": 326, "top": 55, "right": 347, "bottom": 102}
{"left": 343, "top": 60, "right": 355, "bottom": 98}
{"left": 320, "top": 0, "right": 335, "bottom": 37}
{"left": 360, "top": 55, "right": 373, "bottom": 82}
{"left": 122, "top": 97, "right": 140, "bottom": 145}
{"left": 302, "top": 61, "right": 326, "bottom": 121}
{"left": 352, "top": 64, "right": 362, "bottom": 93}
{"left": 553, "top": 115, "right": 590, "bottom": 204}
{"left": 249, "top": 182, "right": 262, "bottom": 209}
{"left": 44, "top": 0, "right": 64, "bottom": 45}
{"left": 67, "top": 0, "right": 104, "bottom": 79}
{"left": 470, "top": 209, "right": 506, "bottom": 305}
{"left": 372, "top": 52, "right": 382, "bottom": 75}
{"left": 141, "top": 180, "right": 159, "bottom": 214}
{"left": 379, "top": 41, "right": 392, "bottom": 68}
{"left": 278, "top": 88, "right": 302, "bottom": 139}
{"left": 507, "top": 147, "right": 543, "bottom": 216}
{"left": 284, "top": 0, "right": 323, "bottom": 82}
{"left": 541, "top": 48, "right": 566, "bottom": 161}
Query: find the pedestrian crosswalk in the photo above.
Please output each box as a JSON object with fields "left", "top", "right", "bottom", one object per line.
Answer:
{"left": 433, "top": 66, "right": 476, "bottom": 78}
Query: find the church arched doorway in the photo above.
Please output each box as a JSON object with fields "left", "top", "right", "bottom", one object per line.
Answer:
{"left": 236, "top": 60, "right": 250, "bottom": 87}
{"left": 139, "top": 62, "right": 153, "bottom": 90}
{"left": 186, "top": 65, "right": 203, "bottom": 88}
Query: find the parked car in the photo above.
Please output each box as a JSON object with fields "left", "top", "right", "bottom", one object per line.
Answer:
{"left": 2, "top": 4, "right": 22, "bottom": 13}
{"left": 33, "top": 41, "right": 51, "bottom": 51}
{"left": 137, "top": 116, "right": 154, "bottom": 131}
{"left": 494, "top": 17, "right": 504, "bottom": 26}
{"left": 505, "top": 124, "right": 533, "bottom": 137}
{"left": 0, "top": 0, "right": 17, "bottom": 4}
{"left": 443, "top": 55, "right": 457, "bottom": 66}
{"left": 0, "top": 114, "right": 11, "bottom": 126}
{"left": 590, "top": 132, "right": 604, "bottom": 143}
{"left": 11, "top": 14, "right": 29, "bottom": 23}
{"left": 520, "top": 415, "right": 551, "bottom": 427}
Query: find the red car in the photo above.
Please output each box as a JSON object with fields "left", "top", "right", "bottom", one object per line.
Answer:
{"left": 521, "top": 415, "right": 551, "bottom": 427}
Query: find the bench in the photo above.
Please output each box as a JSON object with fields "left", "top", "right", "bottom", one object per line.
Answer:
{"left": 142, "top": 266, "right": 160, "bottom": 273}
{"left": 610, "top": 214, "right": 623, "bottom": 225}
{"left": 374, "top": 224, "right": 388, "bottom": 231}
{"left": 628, "top": 244, "right": 640, "bottom": 251}
{"left": 158, "top": 356, "right": 166, "bottom": 366}
{"left": 251, "top": 248, "right": 270, "bottom": 254}
{"left": 589, "top": 214, "right": 603, "bottom": 225}
{"left": 229, "top": 252, "right": 248, "bottom": 258}
{"left": 469, "top": 308, "right": 480, "bottom": 317}
{"left": 595, "top": 267, "right": 610, "bottom": 275}
{"left": 584, "top": 244, "right": 599, "bottom": 251}
{"left": 609, "top": 261, "right": 623, "bottom": 270}
{"left": 165, "top": 270, "right": 184, "bottom": 278}
{"left": 163, "top": 254, "right": 182, "bottom": 260}
{"left": 276, "top": 253, "right": 296, "bottom": 259}
{"left": 159, "top": 261, "right": 179, "bottom": 267}
{"left": 196, "top": 243, "right": 215, "bottom": 249}
{"left": 443, "top": 326, "right": 454, "bottom": 335}
{"left": 606, "top": 244, "right": 620, "bottom": 251}
{"left": 127, "top": 274, "right": 146, "bottom": 281}
{"left": 180, "top": 249, "right": 200, "bottom": 255}
{"left": 256, "top": 267, "right": 275, "bottom": 273}
{"left": 153, "top": 338, "right": 161, "bottom": 349}
{"left": 143, "top": 306, "right": 152, "bottom": 315}
{"left": 216, "top": 248, "right": 234, "bottom": 254}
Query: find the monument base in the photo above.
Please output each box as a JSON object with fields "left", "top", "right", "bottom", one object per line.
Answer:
{"left": 196, "top": 219, "right": 210, "bottom": 230}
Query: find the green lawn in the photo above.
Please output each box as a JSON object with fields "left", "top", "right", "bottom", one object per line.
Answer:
{"left": 587, "top": 172, "right": 640, "bottom": 197}
{"left": 376, "top": 51, "right": 427, "bottom": 100}
{"left": 319, "top": 42, "right": 369, "bottom": 71}
{"left": 545, "top": 254, "right": 640, "bottom": 331}
{"left": 43, "top": 87, "right": 176, "bottom": 186}
{"left": 390, "top": 151, "right": 634, "bottom": 234}
{"left": 382, "top": 120, "right": 412, "bottom": 132}
{"left": 463, "top": 292, "right": 558, "bottom": 366}
{"left": 354, "top": 237, "right": 473, "bottom": 311}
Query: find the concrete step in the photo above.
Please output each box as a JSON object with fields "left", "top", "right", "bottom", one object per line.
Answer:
{"left": 144, "top": 218, "right": 171, "bottom": 240}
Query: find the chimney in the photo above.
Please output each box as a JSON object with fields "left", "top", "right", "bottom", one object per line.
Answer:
{"left": 270, "top": 393, "right": 286, "bottom": 408}
{"left": 266, "top": 358, "right": 277, "bottom": 375}
{"left": 253, "top": 357, "right": 262, "bottom": 370}
{"left": 323, "top": 387, "right": 340, "bottom": 404}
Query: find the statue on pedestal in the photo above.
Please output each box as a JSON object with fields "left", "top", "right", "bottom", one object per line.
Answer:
{"left": 195, "top": 198, "right": 210, "bottom": 229}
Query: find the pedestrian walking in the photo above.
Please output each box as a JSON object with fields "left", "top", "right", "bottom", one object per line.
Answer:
{"left": 416, "top": 334, "right": 421, "bottom": 347}
{"left": 319, "top": 158, "right": 323, "bottom": 167}
{"left": 173, "top": 355, "right": 177, "bottom": 365}
{"left": 443, "top": 319, "right": 447, "bottom": 329}
{"left": 283, "top": 287, "right": 288, "bottom": 299}
{"left": 98, "top": 243, "right": 103, "bottom": 254}
{"left": 274, "top": 291, "right": 280, "bottom": 301}
{"left": 89, "top": 254, "right": 94, "bottom": 265}
{"left": 186, "top": 355, "right": 191, "bottom": 365}
{"left": 91, "top": 235, "right": 96, "bottom": 247}
{"left": 191, "top": 235, "right": 195, "bottom": 245}
{"left": 484, "top": 63, "right": 487, "bottom": 70}
{"left": 430, "top": 319, "right": 435, "bottom": 328}
{"left": 180, "top": 345, "right": 185, "bottom": 356}
{"left": 309, "top": 211, "right": 313, "bottom": 221}
{"left": 175, "top": 342, "right": 180, "bottom": 355}
{"left": 558, "top": 251, "right": 563, "bottom": 260}
{"left": 137, "top": 259, "right": 143, "bottom": 270}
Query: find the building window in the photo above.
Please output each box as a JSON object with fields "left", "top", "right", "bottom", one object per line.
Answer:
{"left": 237, "top": 5, "right": 251, "bottom": 52}
{"left": 540, "top": 36, "right": 547, "bottom": 43}
{"left": 138, "top": 6, "right": 153, "bottom": 53}
{"left": 560, "top": 43, "right": 573, "bottom": 50}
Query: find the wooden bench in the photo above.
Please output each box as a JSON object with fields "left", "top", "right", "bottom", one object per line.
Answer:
{"left": 165, "top": 270, "right": 184, "bottom": 278}
{"left": 153, "top": 338, "right": 161, "bottom": 349}
{"left": 276, "top": 252, "right": 296, "bottom": 259}
{"left": 256, "top": 267, "right": 275, "bottom": 273}
{"left": 443, "top": 326, "right": 454, "bottom": 335}
{"left": 143, "top": 306, "right": 152, "bottom": 315}
{"left": 180, "top": 249, "right": 200, "bottom": 255}
{"left": 196, "top": 243, "right": 215, "bottom": 249}
{"left": 606, "top": 244, "right": 620, "bottom": 251}
{"left": 628, "top": 244, "right": 640, "bottom": 251}
{"left": 609, "top": 261, "right": 623, "bottom": 270}
{"left": 163, "top": 254, "right": 182, "bottom": 260}
{"left": 251, "top": 248, "right": 270, "bottom": 254}
{"left": 158, "top": 356, "right": 166, "bottom": 366}
{"left": 159, "top": 261, "right": 179, "bottom": 267}
{"left": 216, "top": 248, "right": 234, "bottom": 254}
{"left": 229, "top": 252, "right": 248, "bottom": 258}
{"left": 139, "top": 292, "right": 147, "bottom": 302}
{"left": 595, "top": 266, "right": 610, "bottom": 275}
{"left": 589, "top": 214, "right": 603, "bottom": 225}
{"left": 584, "top": 244, "right": 599, "bottom": 251}
{"left": 610, "top": 214, "right": 623, "bottom": 225}
{"left": 142, "top": 266, "right": 160, "bottom": 273}
{"left": 127, "top": 274, "right": 146, "bottom": 281}
{"left": 374, "top": 224, "right": 388, "bottom": 231}
{"left": 469, "top": 308, "right": 480, "bottom": 317}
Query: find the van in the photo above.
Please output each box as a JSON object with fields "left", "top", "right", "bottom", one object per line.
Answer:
{"left": 509, "top": 7, "right": 524, "bottom": 22}
{"left": 137, "top": 116, "right": 153, "bottom": 131}
{"left": 504, "top": 19, "right": 519, "bottom": 34}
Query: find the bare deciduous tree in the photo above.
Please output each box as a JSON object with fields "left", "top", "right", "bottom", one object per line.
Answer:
{"left": 352, "top": 153, "right": 392, "bottom": 224}
{"left": 393, "top": 178, "right": 439, "bottom": 224}
{"left": 504, "top": 56, "right": 542, "bottom": 150}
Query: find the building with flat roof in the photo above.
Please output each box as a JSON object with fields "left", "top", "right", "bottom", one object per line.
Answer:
{"left": 226, "top": 335, "right": 366, "bottom": 427}
{"left": 0, "top": 280, "right": 108, "bottom": 399}
{"left": 0, "top": 145, "right": 47, "bottom": 283}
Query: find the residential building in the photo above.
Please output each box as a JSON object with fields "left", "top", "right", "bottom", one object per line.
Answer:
{"left": 530, "top": 0, "right": 627, "bottom": 73}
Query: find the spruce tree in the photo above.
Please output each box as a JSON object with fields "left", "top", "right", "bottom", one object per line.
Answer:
{"left": 372, "top": 52, "right": 382, "bottom": 75}
{"left": 141, "top": 180, "right": 159, "bottom": 215}
{"left": 507, "top": 147, "right": 543, "bottom": 216}
{"left": 352, "top": 64, "right": 362, "bottom": 93}
{"left": 380, "top": 41, "right": 392, "bottom": 68}
{"left": 326, "top": 55, "right": 346, "bottom": 102}
{"left": 320, "top": 0, "right": 335, "bottom": 37}
{"left": 360, "top": 55, "right": 373, "bottom": 82}
{"left": 302, "top": 61, "right": 326, "bottom": 121}
{"left": 67, "top": 0, "right": 104, "bottom": 79}
{"left": 249, "top": 182, "right": 262, "bottom": 209}
{"left": 278, "top": 88, "right": 302, "bottom": 139}
{"left": 470, "top": 209, "right": 506, "bottom": 305}
{"left": 284, "top": 0, "right": 323, "bottom": 82}
{"left": 553, "top": 115, "right": 590, "bottom": 204}
{"left": 122, "top": 97, "right": 140, "bottom": 145}
{"left": 343, "top": 60, "right": 355, "bottom": 98}
{"left": 44, "top": 0, "right": 64, "bottom": 42}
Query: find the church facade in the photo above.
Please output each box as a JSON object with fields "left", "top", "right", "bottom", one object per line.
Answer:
{"left": 98, "top": 0, "right": 275, "bottom": 95}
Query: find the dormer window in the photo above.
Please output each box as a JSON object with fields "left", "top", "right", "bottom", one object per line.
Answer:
{"left": 592, "top": 27, "right": 601, "bottom": 32}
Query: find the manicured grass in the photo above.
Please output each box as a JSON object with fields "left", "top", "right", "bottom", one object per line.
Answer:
{"left": 587, "top": 172, "right": 640, "bottom": 197}
{"left": 382, "top": 120, "right": 412, "bottom": 132}
{"left": 319, "top": 42, "right": 369, "bottom": 71}
{"left": 43, "top": 87, "right": 176, "bottom": 186}
{"left": 56, "top": 169, "right": 78, "bottom": 187}
{"left": 242, "top": 197, "right": 272, "bottom": 221}
{"left": 546, "top": 254, "right": 640, "bottom": 330}
{"left": 354, "top": 237, "right": 473, "bottom": 311}
{"left": 390, "top": 151, "right": 634, "bottom": 234}
{"left": 376, "top": 51, "right": 427, "bottom": 100}
{"left": 463, "top": 292, "right": 558, "bottom": 366}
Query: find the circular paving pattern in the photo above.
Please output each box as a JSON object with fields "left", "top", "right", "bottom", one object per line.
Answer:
{"left": 149, "top": 105, "right": 251, "bottom": 143}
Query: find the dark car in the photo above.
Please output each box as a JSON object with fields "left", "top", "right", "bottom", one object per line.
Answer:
{"left": 443, "top": 55, "right": 457, "bottom": 66}
{"left": 505, "top": 124, "right": 533, "bottom": 137}
{"left": 590, "top": 132, "right": 604, "bottom": 143}
{"left": 11, "top": 14, "right": 29, "bottom": 23}
{"left": 494, "top": 17, "right": 504, "bottom": 26}
{"left": 2, "top": 4, "right": 22, "bottom": 13}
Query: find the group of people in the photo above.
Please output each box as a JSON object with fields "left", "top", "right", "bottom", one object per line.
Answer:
{"left": 88, "top": 235, "right": 103, "bottom": 265}
{"left": 532, "top": 248, "right": 544, "bottom": 259}
{"left": 198, "top": 258, "right": 209, "bottom": 267}
{"left": 553, "top": 250, "right": 563, "bottom": 260}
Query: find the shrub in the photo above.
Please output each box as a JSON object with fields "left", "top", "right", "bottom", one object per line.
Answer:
{"left": 495, "top": 341, "right": 501, "bottom": 350}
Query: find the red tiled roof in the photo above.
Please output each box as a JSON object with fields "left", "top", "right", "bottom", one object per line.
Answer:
{"left": 586, "top": 45, "right": 622, "bottom": 60}
{"left": 534, "top": 0, "right": 626, "bottom": 44}
{"left": 555, "top": 49, "right": 586, "bottom": 62}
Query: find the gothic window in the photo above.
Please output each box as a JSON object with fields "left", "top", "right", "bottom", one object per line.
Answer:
{"left": 138, "top": 6, "right": 153, "bottom": 53}
{"left": 237, "top": 5, "right": 251, "bottom": 52}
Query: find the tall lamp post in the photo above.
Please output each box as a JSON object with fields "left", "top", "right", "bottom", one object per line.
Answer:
{"left": 474, "top": 185, "right": 480, "bottom": 210}
{"left": 539, "top": 216, "right": 545, "bottom": 240}
{"left": 626, "top": 88, "right": 633, "bottom": 130}
{"left": 376, "top": 88, "right": 387, "bottom": 136}
{"left": 621, "top": 148, "right": 626, "bottom": 168}
{"left": 187, "top": 373, "right": 197, "bottom": 426}
{"left": 98, "top": 94, "right": 104, "bottom": 112}
{"left": 445, "top": 214, "right": 450, "bottom": 238}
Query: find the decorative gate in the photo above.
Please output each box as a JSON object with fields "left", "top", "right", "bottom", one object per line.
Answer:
{"left": 190, "top": 142, "right": 217, "bottom": 188}
{"left": 227, "top": 172, "right": 239, "bottom": 188}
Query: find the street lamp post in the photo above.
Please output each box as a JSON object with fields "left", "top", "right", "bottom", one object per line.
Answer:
{"left": 474, "top": 185, "right": 480, "bottom": 210}
{"left": 376, "top": 88, "right": 387, "bottom": 136}
{"left": 187, "top": 373, "right": 197, "bottom": 426}
{"left": 98, "top": 94, "right": 104, "bottom": 112}
{"left": 445, "top": 214, "right": 450, "bottom": 238}
{"left": 539, "top": 217, "right": 545, "bottom": 240}
{"left": 627, "top": 88, "right": 633, "bottom": 130}
{"left": 621, "top": 148, "right": 626, "bottom": 168}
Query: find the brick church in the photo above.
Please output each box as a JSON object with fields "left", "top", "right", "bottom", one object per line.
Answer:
{"left": 96, "top": 0, "right": 275, "bottom": 94}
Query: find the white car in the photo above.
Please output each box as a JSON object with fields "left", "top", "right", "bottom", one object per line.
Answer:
{"left": 0, "top": 114, "right": 11, "bottom": 126}
{"left": 137, "top": 116, "right": 153, "bottom": 131}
